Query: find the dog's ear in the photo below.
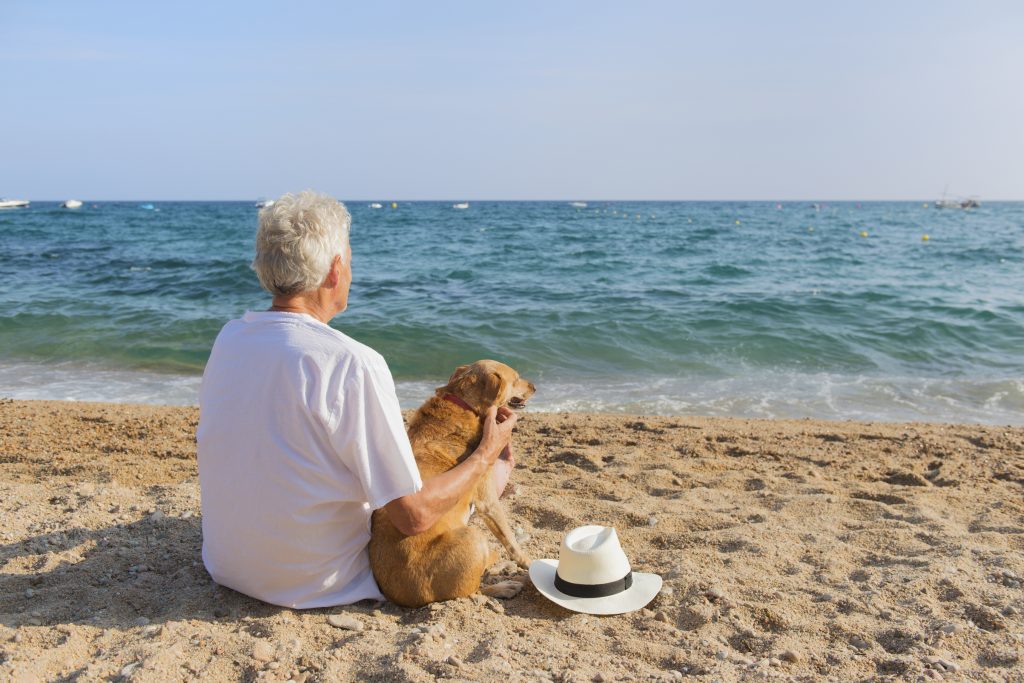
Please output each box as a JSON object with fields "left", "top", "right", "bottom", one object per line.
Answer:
{"left": 481, "top": 371, "right": 507, "bottom": 404}
{"left": 436, "top": 364, "right": 472, "bottom": 395}
{"left": 447, "top": 364, "right": 471, "bottom": 385}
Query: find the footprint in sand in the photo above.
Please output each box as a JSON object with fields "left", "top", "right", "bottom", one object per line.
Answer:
{"left": 850, "top": 491, "right": 908, "bottom": 506}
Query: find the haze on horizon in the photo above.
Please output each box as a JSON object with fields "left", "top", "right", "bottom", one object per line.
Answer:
{"left": 2, "top": 1, "right": 1022, "bottom": 202}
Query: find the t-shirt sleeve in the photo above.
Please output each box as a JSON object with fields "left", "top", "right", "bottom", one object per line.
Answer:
{"left": 329, "top": 354, "right": 423, "bottom": 509}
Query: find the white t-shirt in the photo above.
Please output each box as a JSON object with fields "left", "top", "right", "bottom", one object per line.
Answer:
{"left": 197, "top": 311, "right": 422, "bottom": 609}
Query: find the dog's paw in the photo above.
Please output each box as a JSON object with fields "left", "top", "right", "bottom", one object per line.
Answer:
{"left": 481, "top": 580, "right": 524, "bottom": 600}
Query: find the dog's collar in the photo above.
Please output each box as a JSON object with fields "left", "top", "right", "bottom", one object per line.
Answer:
{"left": 442, "top": 393, "right": 476, "bottom": 413}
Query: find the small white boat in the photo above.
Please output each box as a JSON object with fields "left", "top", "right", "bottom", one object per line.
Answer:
{"left": 936, "top": 198, "right": 980, "bottom": 209}
{"left": 0, "top": 198, "right": 30, "bottom": 209}
{"left": 453, "top": 202, "right": 470, "bottom": 209}
{"left": 935, "top": 186, "right": 980, "bottom": 210}
{"left": 569, "top": 201, "right": 587, "bottom": 208}
{"left": 255, "top": 198, "right": 275, "bottom": 209}
{"left": 369, "top": 202, "right": 383, "bottom": 209}
{"left": 60, "top": 199, "right": 83, "bottom": 209}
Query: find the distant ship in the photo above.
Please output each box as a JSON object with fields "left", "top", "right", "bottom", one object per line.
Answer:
{"left": 369, "top": 202, "right": 383, "bottom": 208}
{"left": 0, "top": 198, "right": 30, "bottom": 209}
{"left": 935, "top": 187, "right": 980, "bottom": 210}
{"left": 936, "top": 197, "right": 980, "bottom": 209}
{"left": 60, "top": 199, "right": 83, "bottom": 209}
{"left": 569, "top": 201, "right": 587, "bottom": 208}
{"left": 453, "top": 202, "right": 469, "bottom": 209}
{"left": 255, "top": 198, "right": 275, "bottom": 209}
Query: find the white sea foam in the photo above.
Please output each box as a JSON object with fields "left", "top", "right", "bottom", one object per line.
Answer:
{"left": 519, "top": 374, "right": 1024, "bottom": 425}
{"left": 1, "top": 361, "right": 1020, "bottom": 425}
{"left": 0, "top": 361, "right": 201, "bottom": 406}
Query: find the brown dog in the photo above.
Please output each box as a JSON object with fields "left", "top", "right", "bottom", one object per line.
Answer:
{"left": 369, "top": 360, "right": 535, "bottom": 607}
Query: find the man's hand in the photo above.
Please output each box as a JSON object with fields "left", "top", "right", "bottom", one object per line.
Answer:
{"left": 477, "top": 405, "right": 518, "bottom": 465}
{"left": 384, "top": 405, "right": 519, "bottom": 536}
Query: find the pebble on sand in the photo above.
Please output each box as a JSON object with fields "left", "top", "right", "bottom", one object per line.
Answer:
{"left": 252, "top": 641, "right": 276, "bottom": 662}
{"left": 923, "top": 655, "right": 960, "bottom": 672}
{"left": 327, "top": 614, "right": 364, "bottom": 631}
{"left": 850, "top": 635, "right": 871, "bottom": 651}
{"left": 705, "top": 587, "right": 724, "bottom": 601}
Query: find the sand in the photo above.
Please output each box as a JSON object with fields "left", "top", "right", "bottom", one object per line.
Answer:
{"left": 1, "top": 398, "right": 1022, "bottom": 682}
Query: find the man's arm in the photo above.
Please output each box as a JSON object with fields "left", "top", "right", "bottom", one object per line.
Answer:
{"left": 383, "top": 406, "right": 517, "bottom": 536}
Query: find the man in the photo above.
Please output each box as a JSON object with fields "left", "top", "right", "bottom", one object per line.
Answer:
{"left": 197, "top": 190, "right": 517, "bottom": 608}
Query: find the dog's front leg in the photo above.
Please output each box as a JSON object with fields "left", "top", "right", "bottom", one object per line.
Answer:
{"left": 475, "top": 475, "right": 531, "bottom": 569}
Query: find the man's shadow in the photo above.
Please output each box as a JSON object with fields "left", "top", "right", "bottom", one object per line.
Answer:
{"left": 1, "top": 512, "right": 583, "bottom": 631}
{"left": 0, "top": 514, "right": 282, "bottom": 629}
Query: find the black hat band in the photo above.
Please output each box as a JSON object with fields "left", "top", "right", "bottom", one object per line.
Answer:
{"left": 554, "top": 570, "right": 633, "bottom": 598}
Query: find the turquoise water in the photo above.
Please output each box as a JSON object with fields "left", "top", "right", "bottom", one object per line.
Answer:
{"left": 1, "top": 200, "right": 1022, "bottom": 424}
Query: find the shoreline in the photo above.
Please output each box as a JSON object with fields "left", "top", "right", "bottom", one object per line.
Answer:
{"left": 1, "top": 399, "right": 1022, "bottom": 681}
{"left": 2, "top": 361, "right": 1022, "bottom": 426}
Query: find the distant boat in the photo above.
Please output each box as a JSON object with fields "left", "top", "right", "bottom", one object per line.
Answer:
{"left": 935, "top": 186, "right": 980, "bottom": 210}
{"left": 139, "top": 203, "right": 155, "bottom": 210}
{"left": 569, "top": 201, "right": 587, "bottom": 208}
{"left": 937, "top": 198, "right": 980, "bottom": 209}
{"left": 369, "top": 202, "right": 383, "bottom": 209}
{"left": 255, "top": 198, "right": 275, "bottom": 209}
{"left": 453, "top": 202, "right": 469, "bottom": 209}
{"left": 60, "top": 199, "right": 83, "bottom": 209}
{"left": 0, "top": 198, "right": 30, "bottom": 210}
{"left": 935, "top": 195, "right": 980, "bottom": 209}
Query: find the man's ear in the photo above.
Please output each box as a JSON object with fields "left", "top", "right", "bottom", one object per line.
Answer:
{"left": 324, "top": 255, "right": 342, "bottom": 288}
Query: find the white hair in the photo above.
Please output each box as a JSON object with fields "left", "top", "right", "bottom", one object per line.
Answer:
{"left": 252, "top": 191, "right": 351, "bottom": 296}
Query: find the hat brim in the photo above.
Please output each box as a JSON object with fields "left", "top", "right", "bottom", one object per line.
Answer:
{"left": 529, "top": 559, "right": 662, "bottom": 615}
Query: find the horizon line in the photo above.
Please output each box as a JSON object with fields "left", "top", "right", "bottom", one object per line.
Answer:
{"left": 12, "top": 197, "right": 1023, "bottom": 204}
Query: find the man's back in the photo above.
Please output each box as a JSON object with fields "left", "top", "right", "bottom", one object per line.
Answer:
{"left": 197, "top": 310, "right": 420, "bottom": 608}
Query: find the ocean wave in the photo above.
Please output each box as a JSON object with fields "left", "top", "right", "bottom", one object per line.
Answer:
{"left": 1, "top": 360, "right": 1019, "bottom": 426}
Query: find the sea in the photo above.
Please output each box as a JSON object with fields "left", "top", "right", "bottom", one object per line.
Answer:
{"left": 1, "top": 200, "right": 1022, "bottom": 425}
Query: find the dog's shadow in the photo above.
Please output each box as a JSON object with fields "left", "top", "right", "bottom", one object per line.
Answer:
{"left": 0, "top": 515, "right": 282, "bottom": 630}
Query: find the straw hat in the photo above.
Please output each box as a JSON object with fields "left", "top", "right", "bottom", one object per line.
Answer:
{"left": 529, "top": 525, "right": 662, "bottom": 615}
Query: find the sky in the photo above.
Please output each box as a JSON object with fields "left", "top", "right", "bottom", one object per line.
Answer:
{"left": 2, "top": 1, "right": 1022, "bottom": 200}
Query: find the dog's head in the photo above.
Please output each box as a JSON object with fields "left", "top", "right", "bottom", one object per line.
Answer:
{"left": 438, "top": 360, "right": 535, "bottom": 414}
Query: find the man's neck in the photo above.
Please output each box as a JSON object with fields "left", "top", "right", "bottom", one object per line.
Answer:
{"left": 269, "top": 292, "right": 333, "bottom": 324}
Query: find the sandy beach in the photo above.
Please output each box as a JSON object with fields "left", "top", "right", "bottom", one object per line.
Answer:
{"left": 1, "top": 399, "right": 1022, "bottom": 682}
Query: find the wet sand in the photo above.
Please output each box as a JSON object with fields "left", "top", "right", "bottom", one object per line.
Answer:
{"left": 1, "top": 399, "right": 1022, "bottom": 681}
